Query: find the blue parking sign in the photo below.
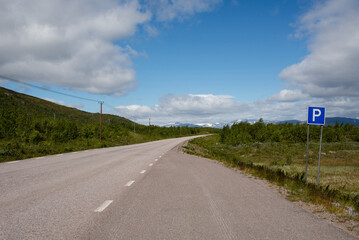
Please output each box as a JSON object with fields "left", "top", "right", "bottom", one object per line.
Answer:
{"left": 307, "top": 107, "right": 325, "bottom": 125}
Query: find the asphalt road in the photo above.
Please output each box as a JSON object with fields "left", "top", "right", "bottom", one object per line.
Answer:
{"left": 0, "top": 136, "right": 356, "bottom": 239}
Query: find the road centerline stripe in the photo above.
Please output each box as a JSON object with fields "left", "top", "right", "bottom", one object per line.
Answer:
{"left": 125, "top": 180, "right": 135, "bottom": 187}
{"left": 94, "top": 200, "right": 113, "bottom": 212}
{"left": 140, "top": 170, "right": 146, "bottom": 174}
{"left": 149, "top": 163, "right": 153, "bottom": 166}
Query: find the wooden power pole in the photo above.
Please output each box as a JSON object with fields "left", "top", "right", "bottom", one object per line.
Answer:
{"left": 99, "top": 101, "right": 104, "bottom": 142}
{"left": 149, "top": 117, "right": 151, "bottom": 137}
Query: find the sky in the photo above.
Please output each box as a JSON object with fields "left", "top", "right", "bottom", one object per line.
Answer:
{"left": 1, "top": 0, "right": 359, "bottom": 125}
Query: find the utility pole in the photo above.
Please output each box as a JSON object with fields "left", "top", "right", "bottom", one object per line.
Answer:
{"left": 99, "top": 101, "right": 104, "bottom": 142}
{"left": 149, "top": 117, "right": 151, "bottom": 137}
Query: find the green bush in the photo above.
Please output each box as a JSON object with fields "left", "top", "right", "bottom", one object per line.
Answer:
{"left": 29, "top": 130, "right": 44, "bottom": 144}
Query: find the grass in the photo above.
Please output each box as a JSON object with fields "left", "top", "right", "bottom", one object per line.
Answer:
{"left": 184, "top": 135, "right": 359, "bottom": 213}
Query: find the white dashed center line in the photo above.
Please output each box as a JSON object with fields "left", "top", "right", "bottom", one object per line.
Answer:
{"left": 140, "top": 170, "right": 146, "bottom": 174}
{"left": 125, "top": 180, "right": 135, "bottom": 187}
{"left": 36, "top": 157, "right": 44, "bottom": 160}
{"left": 56, "top": 154, "right": 63, "bottom": 156}
{"left": 94, "top": 200, "right": 113, "bottom": 212}
{"left": 149, "top": 163, "right": 153, "bottom": 167}
{"left": 155, "top": 159, "right": 158, "bottom": 162}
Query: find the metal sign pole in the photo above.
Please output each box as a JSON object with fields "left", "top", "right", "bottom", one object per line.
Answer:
{"left": 307, "top": 106, "right": 325, "bottom": 188}
{"left": 316, "top": 125, "right": 324, "bottom": 188}
{"left": 305, "top": 124, "right": 309, "bottom": 183}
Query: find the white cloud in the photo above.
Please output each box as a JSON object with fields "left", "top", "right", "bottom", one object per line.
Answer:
{"left": 279, "top": 0, "right": 359, "bottom": 98}
{"left": 269, "top": 89, "right": 309, "bottom": 102}
{"left": 158, "top": 94, "right": 241, "bottom": 115}
{"left": 115, "top": 94, "right": 243, "bottom": 124}
{"left": 0, "top": 1, "right": 150, "bottom": 95}
{"left": 144, "top": 0, "right": 222, "bottom": 21}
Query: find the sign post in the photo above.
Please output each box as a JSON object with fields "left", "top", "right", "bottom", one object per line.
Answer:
{"left": 317, "top": 125, "right": 324, "bottom": 188}
{"left": 305, "top": 107, "right": 326, "bottom": 188}
{"left": 305, "top": 124, "right": 309, "bottom": 183}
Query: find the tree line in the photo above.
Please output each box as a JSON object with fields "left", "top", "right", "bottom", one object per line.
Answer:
{"left": 220, "top": 119, "right": 359, "bottom": 145}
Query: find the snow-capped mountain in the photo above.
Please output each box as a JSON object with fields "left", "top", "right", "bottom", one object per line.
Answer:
{"left": 162, "top": 117, "right": 359, "bottom": 129}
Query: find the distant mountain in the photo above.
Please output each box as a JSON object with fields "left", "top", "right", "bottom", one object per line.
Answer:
{"left": 325, "top": 117, "right": 359, "bottom": 126}
{"left": 273, "top": 120, "right": 304, "bottom": 125}
{"left": 165, "top": 122, "right": 202, "bottom": 128}
{"left": 164, "top": 122, "right": 224, "bottom": 128}
{"left": 166, "top": 117, "right": 359, "bottom": 129}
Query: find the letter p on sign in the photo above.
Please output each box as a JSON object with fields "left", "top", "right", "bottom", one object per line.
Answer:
{"left": 313, "top": 109, "right": 321, "bottom": 122}
{"left": 308, "top": 107, "right": 326, "bottom": 125}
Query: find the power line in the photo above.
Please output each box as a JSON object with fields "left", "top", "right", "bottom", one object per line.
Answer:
{"left": 104, "top": 102, "right": 117, "bottom": 110}
{"left": 0, "top": 75, "right": 100, "bottom": 103}
{"left": 1, "top": 75, "right": 110, "bottom": 143}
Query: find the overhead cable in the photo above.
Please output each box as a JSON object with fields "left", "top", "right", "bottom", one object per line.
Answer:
{"left": 0, "top": 75, "right": 101, "bottom": 103}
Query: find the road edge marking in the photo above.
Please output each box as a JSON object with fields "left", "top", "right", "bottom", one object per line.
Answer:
{"left": 94, "top": 200, "right": 113, "bottom": 212}
{"left": 7, "top": 161, "right": 19, "bottom": 164}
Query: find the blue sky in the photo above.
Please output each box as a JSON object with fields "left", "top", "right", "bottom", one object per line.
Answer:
{"left": 1, "top": 0, "right": 359, "bottom": 125}
{"left": 129, "top": 1, "right": 306, "bottom": 103}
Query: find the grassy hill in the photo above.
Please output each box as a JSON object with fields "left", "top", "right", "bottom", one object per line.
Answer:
{"left": 0, "top": 87, "right": 133, "bottom": 124}
{"left": 0, "top": 87, "right": 217, "bottom": 162}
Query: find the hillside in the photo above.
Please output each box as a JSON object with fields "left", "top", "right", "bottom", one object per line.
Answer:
{"left": 0, "top": 87, "right": 133, "bottom": 125}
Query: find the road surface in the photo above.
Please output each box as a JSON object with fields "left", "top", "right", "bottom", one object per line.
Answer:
{"left": 0, "top": 136, "right": 356, "bottom": 239}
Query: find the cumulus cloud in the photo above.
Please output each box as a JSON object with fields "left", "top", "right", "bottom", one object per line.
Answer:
{"left": 115, "top": 94, "right": 243, "bottom": 124}
{"left": 269, "top": 89, "right": 309, "bottom": 102}
{"left": 279, "top": 0, "right": 359, "bottom": 98}
{"left": 0, "top": 0, "right": 150, "bottom": 95}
